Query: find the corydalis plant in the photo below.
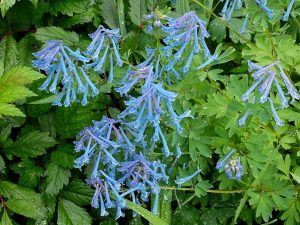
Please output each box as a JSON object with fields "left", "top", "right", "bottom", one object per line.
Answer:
{"left": 116, "top": 63, "right": 192, "bottom": 156}
{"left": 161, "top": 11, "right": 217, "bottom": 74}
{"left": 239, "top": 60, "right": 300, "bottom": 126}
{"left": 32, "top": 40, "right": 99, "bottom": 106}
{"left": 74, "top": 116, "right": 136, "bottom": 169}
{"left": 84, "top": 25, "right": 123, "bottom": 82}
{"left": 118, "top": 153, "right": 168, "bottom": 215}
{"left": 216, "top": 149, "right": 242, "bottom": 180}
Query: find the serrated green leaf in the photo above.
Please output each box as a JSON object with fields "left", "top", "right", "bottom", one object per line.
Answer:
{"left": 0, "top": 181, "right": 46, "bottom": 218}
{"left": 0, "top": 210, "right": 13, "bottom": 225}
{"left": 18, "top": 35, "right": 36, "bottom": 66}
{"left": 6, "top": 199, "right": 44, "bottom": 219}
{"left": 0, "top": 103, "right": 24, "bottom": 117}
{"left": 0, "top": 36, "right": 18, "bottom": 76}
{"left": 175, "top": 0, "right": 190, "bottom": 15}
{"left": 60, "top": 181, "right": 93, "bottom": 206}
{"left": 44, "top": 162, "right": 71, "bottom": 195}
{"left": 58, "top": 198, "right": 92, "bottom": 225}
{"left": 51, "top": 144, "right": 75, "bottom": 169}
{"left": 58, "top": 8, "right": 96, "bottom": 28}
{"left": 129, "top": 0, "right": 147, "bottom": 26}
{"left": 0, "top": 0, "right": 15, "bottom": 17}
{"left": 290, "top": 172, "right": 300, "bottom": 184}
{"left": 195, "top": 180, "right": 213, "bottom": 197}
{"left": 48, "top": 0, "right": 91, "bottom": 16}
{"left": 35, "top": 26, "right": 79, "bottom": 46}
{"left": 126, "top": 200, "right": 168, "bottom": 225}
{"left": 5, "top": 131, "right": 56, "bottom": 157}
{"left": 0, "top": 66, "right": 44, "bottom": 86}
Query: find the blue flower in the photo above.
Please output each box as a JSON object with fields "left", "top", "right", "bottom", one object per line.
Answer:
{"left": 254, "top": 0, "right": 274, "bottom": 19}
{"left": 174, "top": 169, "right": 201, "bottom": 187}
{"left": 282, "top": 0, "right": 295, "bottom": 21}
{"left": 216, "top": 149, "right": 242, "bottom": 180}
{"left": 161, "top": 11, "right": 216, "bottom": 75}
{"left": 268, "top": 97, "right": 284, "bottom": 127}
{"left": 74, "top": 116, "right": 137, "bottom": 169}
{"left": 242, "top": 61, "right": 299, "bottom": 108}
{"left": 85, "top": 25, "right": 123, "bottom": 81}
{"left": 220, "top": 0, "right": 243, "bottom": 22}
{"left": 32, "top": 40, "right": 99, "bottom": 107}
{"left": 118, "top": 153, "right": 168, "bottom": 214}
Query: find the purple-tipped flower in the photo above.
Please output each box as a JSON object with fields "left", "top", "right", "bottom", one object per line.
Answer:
{"left": 282, "top": 0, "right": 295, "bottom": 21}
{"left": 85, "top": 25, "right": 123, "bottom": 81}
{"left": 32, "top": 40, "right": 98, "bottom": 106}
{"left": 174, "top": 169, "right": 201, "bottom": 187}
{"left": 216, "top": 149, "right": 242, "bottom": 180}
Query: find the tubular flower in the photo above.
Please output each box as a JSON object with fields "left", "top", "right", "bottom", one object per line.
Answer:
{"left": 240, "top": 61, "right": 300, "bottom": 126}
{"left": 282, "top": 0, "right": 295, "bottom": 21}
{"left": 219, "top": 0, "right": 243, "bottom": 22}
{"left": 254, "top": 0, "right": 274, "bottom": 19}
{"left": 161, "top": 11, "right": 217, "bottom": 75}
{"left": 74, "top": 116, "right": 137, "bottom": 169}
{"left": 85, "top": 25, "right": 123, "bottom": 82}
{"left": 118, "top": 153, "right": 168, "bottom": 215}
{"left": 175, "top": 169, "right": 201, "bottom": 187}
{"left": 32, "top": 40, "right": 98, "bottom": 107}
{"left": 216, "top": 149, "right": 242, "bottom": 180}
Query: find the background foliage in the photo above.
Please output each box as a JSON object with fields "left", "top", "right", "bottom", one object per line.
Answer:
{"left": 0, "top": 0, "right": 299, "bottom": 225}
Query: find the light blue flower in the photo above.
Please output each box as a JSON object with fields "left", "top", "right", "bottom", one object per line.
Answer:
{"left": 175, "top": 169, "right": 201, "bottom": 187}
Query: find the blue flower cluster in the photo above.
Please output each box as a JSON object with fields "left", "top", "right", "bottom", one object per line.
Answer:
{"left": 32, "top": 26, "right": 123, "bottom": 106}
{"left": 74, "top": 116, "right": 169, "bottom": 218}
{"left": 239, "top": 61, "right": 300, "bottom": 126}
{"left": 216, "top": 149, "right": 242, "bottom": 180}
{"left": 219, "top": 0, "right": 295, "bottom": 33}
{"left": 145, "top": 11, "right": 217, "bottom": 78}
{"left": 72, "top": 11, "right": 214, "bottom": 218}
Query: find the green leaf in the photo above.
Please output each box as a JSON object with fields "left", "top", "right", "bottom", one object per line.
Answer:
{"left": 175, "top": 0, "right": 190, "bottom": 15}
{"left": 29, "top": 0, "right": 38, "bottom": 6}
{"left": 0, "top": 103, "right": 24, "bottom": 117}
{"left": 0, "top": 66, "right": 44, "bottom": 86}
{"left": 129, "top": 0, "right": 147, "bottom": 26}
{"left": 172, "top": 205, "right": 200, "bottom": 225}
{"left": 58, "top": 198, "right": 92, "bottom": 225}
{"left": 290, "top": 172, "right": 300, "bottom": 184}
{"left": 48, "top": 0, "right": 91, "bottom": 16}
{"left": 0, "top": 0, "right": 16, "bottom": 17}
{"left": 44, "top": 162, "right": 71, "bottom": 195}
{"left": 35, "top": 26, "right": 79, "bottom": 46}
{"left": 5, "top": 131, "right": 56, "bottom": 157}
{"left": 101, "top": 0, "right": 119, "bottom": 28}
{"left": 58, "top": 8, "right": 96, "bottom": 28}
{"left": 125, "top": 200, "right": 168, "bottom": 225}
{"left": 0, "top": 36, "right": 18, "bottom": 76}
{"left": 0, "top": 210, "right": 13, "bottom": 225}
{"left": 60, "top": 181, "right": 93, "bottom": 206}
{"left": 0, "top": 181, "right": 46, "bottom": 218}
{"left": 195, "top": 180, "right": 213, "bottom": 197}
{"left": 208, "top": 18, "right": 226, "bottom": 43}
{"left": 248, "top": 192, "right": 273, "bottom": 222}
{"left": 18, "top": 35, "right": 36, "bottom": 66}
{"left": 51, "top": 144, "right": 75, "bottom": 169}
{"left": 6, "top": 199, "right": 44, "bottom": 219}
{"left": 117, "top": 0, "right": 126, "bottom": 35}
